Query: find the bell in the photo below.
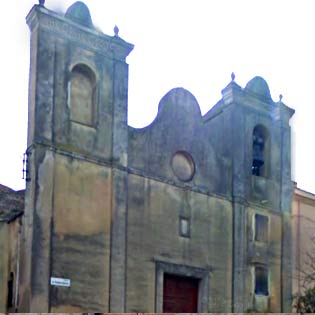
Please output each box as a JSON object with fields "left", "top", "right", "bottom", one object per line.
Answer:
{"left": 252, "top": 133, "right": 264, "bottom": 176}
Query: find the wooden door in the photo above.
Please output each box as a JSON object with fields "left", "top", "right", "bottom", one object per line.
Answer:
{"left": 163, "top": 273, "right": 199, "bottom": 312}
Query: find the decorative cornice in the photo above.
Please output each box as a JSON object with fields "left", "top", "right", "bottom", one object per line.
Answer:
{"left": 26, "top": 5, "right": 134, "bottom": 61}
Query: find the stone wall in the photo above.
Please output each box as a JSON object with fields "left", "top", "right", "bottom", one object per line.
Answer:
{"left": 292, "top": 185, "right": 315, "bottom": 297}
{"left": 15, "top": 1, "right": 295, "bottom": 313}
{"left": 0, "top": 185, "right": 24, "bottom": 313}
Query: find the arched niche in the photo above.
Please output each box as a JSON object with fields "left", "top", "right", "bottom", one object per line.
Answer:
{"left": 69, "top": 63, "right": 96, "bottom": 126}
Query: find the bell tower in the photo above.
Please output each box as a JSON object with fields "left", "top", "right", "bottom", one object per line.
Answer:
{"left": 19, "top": 1, "right": 133, "bottom": 312}
{"left": 219, "top": 75, "right": 295, "bottom": 312}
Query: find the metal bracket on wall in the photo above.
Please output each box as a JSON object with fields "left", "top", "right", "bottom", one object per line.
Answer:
{"left": 22, "top": 146, "right": 33, "bottom": 182}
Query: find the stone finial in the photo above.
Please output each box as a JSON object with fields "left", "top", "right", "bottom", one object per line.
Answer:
{"left": 231, "top": 72, "right": 235, "bottom": 81}
{"left": 279, "top": 94, "right": 283, "bottom": 102}
{"left": 114, "top": 25, "right": 119, "bottom": 37}
{"left": 39, "top": 0, "right": 45, "bottom": 5}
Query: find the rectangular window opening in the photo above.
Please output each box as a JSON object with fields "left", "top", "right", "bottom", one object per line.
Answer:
{"left": 255, "top": 214, "right": 268, "bottom": 242}
{"left": 255, "top": 266, "right": 269, "bottom": 296}
{"left": 7, "top": 272, "right": 14, "bottom": 308}
{"left": 179, "top": 217, "right": 190, "bottom": 238}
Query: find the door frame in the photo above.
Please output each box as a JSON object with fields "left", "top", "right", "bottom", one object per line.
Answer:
{"left": 155, "top": 260, "right": 209, "bottom": 312}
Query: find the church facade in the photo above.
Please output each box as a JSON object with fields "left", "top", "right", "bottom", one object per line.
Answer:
{"left": 2, "top": 1, "right": 296, "bottom": 313}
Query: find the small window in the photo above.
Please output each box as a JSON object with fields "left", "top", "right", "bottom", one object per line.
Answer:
{"left": 179, "top": 217, "right": 190, "bottom": 238}
{"left": 255, "top": 214, "right": 268, "bottom": 242}
{"left": 69, "top": 64, "right": 96, "bottom": 126}
{"left": 255, "top": 266, "right": 268, "bottom": 296}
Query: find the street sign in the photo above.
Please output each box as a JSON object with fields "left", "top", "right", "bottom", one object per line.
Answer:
{"left": 50, "top": 277, "right": 71, "bottom": 287}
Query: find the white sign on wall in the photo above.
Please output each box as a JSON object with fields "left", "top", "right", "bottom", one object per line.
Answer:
{"left": 50, "top": 277, "right": 71, "bottom": 287}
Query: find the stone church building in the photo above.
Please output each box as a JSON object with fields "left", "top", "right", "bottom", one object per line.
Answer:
{"left": 1, "top": 1, "right": 296, "bottom": 313}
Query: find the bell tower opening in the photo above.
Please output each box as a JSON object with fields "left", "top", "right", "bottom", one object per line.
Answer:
{"left": 252, "top": 125, "right": 269, "bottom": 177}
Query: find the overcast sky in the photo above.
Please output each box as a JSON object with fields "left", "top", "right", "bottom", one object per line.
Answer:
{"left": 1, "top": 0, "right": 314, "bottom": 193}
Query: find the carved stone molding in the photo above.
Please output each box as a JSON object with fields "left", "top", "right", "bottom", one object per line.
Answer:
{"left": 27, "top": 6, "right": 133, "bottom": 61}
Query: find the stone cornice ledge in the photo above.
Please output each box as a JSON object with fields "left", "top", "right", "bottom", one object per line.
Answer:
{"left": 26, "top": 4, "right": 134, "bottom": 61}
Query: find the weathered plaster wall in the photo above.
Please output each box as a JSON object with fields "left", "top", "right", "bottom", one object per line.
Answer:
{"left": 50, "top": 154, "right": 112, "bottom": 312}
{"left": 7, "top": 220, "right": 21, "bottom": 312}
{"left": 0, "top": 223, "right": 9, "bottom": 313}
{"left": 17, "top": 2, "right": 294, "bottom": 313}
{"left": 292, "top": 186, "right": 315, "bottom": 297}
{"left": 127, "top": 80, "right": 294, "bottom": 312}
{"left": 245, "top": 208, "right": 282, "bottom": 312}
{"left": 127, "top": 88, "right": 234, "bottom": 312}
{"left": 20, "top": 2, "right": 132, "bottom": 312}
{"left": 203, "top": 78, "right": 294, "bottom": 312}
{"left": 0, "top": 184, "right": 24, "bottom": 313}
{"left": 126, "top": 174, "right": 233, "bottom": 312}
{"left": 0, "top": 220, "right": 21, "bottom": 313}
{"left": 128, "top": 88, "right": 232, "bottom": 198}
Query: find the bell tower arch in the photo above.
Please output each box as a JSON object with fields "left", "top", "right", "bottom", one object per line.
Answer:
{"left": 252, "top": 124, "right": 270, "bottom": 177}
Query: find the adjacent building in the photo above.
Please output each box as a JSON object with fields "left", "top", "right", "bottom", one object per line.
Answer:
{"left": 0, "top": 185, "right": 24, "bottom": 313}
{"left": 292, "top": 184, "right": 315, "bottom": 299}
{"left": 0, "top": 1, "right": 298, "bottom": 313}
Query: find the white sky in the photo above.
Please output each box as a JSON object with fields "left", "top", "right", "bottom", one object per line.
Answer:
{"left": 1, "top": 0, "right": 314, "bottom": 193}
